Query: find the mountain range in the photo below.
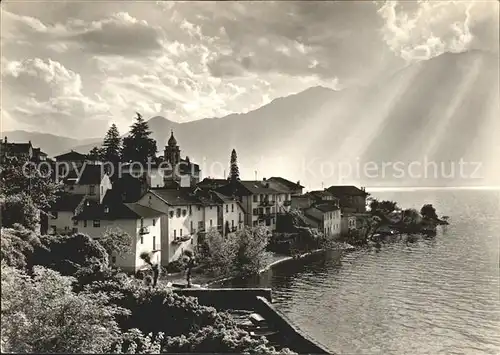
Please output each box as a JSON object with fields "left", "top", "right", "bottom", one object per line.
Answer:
{"left": 4, "top": 50, "right": 499, "bottom": 189}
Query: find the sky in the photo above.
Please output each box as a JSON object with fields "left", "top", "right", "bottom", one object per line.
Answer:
{"left": 1, "top": 0, "right": 498, "bottom": 139}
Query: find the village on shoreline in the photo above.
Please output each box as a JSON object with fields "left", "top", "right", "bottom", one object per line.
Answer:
{"left": 1, "top": 113, "right": 449, "bottom": 354}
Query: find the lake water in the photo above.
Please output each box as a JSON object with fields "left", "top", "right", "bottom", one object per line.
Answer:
{"left": 224, "top": 189, "right": 500, "bottom": 355}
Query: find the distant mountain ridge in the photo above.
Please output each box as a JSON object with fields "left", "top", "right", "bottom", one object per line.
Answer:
{"left": 5, "top": 50, "right": 499, "bottom": 189}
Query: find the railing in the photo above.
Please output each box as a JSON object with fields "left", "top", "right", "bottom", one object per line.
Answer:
{"left": 172, "top": 235, "right": 191, "bottom": 244}
{"left": 259, "top": 200, "right": 274, "bottom": 207}
{"left": 139, "top": 226, "right": 150, "bottom": 235}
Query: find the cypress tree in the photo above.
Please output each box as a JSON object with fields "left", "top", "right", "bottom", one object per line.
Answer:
{"left": 228, "top": 149, "right": 240, "bottom": 182}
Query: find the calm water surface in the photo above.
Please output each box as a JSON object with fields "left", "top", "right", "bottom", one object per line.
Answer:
{"left": 224, "top": 190, "right": 500, "bottom": 355}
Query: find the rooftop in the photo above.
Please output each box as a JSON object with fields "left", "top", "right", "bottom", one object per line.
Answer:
{"left": 267, "top": 177, "right": 304, "bottom": 189}
{"left": 54, "top": 150, "right": 88, "bottom": 161}
{"left": 50, "top": 193, "right": 85, "bottom": 212}
{"left": 326, "top": 185, "right": 368, "bottom": 197}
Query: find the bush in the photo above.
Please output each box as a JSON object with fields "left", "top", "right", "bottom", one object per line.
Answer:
{"left": 1, "top": 263, "right": 125, "bottom": 353}
{"left": 1, "top": 193, "right": 40, "bottom": 231}
{"left": 166, "top": 259, "right": 187, "bottom": 273}
{"left": 0, "top": 224, "right": 41, "bottom": 270}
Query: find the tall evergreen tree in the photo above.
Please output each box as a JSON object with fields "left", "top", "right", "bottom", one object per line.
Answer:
{"left": 228, "top": 149, "right": 240, "bottom": 182}
{"left": 121, "top": 113, "right": 157, "bottom": 164}
{"left": 101, "top": 124, "right": 122, "bottom": 163}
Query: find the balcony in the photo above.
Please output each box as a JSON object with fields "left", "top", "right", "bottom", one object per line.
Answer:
{"left": 172, "top": 235, "right": 191, "bottom": 244}
{"left": 139, "top": 226, "right": 150, "bottom": 235}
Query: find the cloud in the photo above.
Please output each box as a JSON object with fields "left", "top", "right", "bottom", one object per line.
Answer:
{"left": 377, "top": 0, "right": 499, "bottom": 61}
{"left": 1, "top": 9, "right": 163, "bottom": 56}
{"left": 2, "top": 58, "right": 111, "bottom": 137}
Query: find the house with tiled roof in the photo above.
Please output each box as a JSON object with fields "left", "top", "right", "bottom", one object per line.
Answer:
{"left": 303, "top": 202, "right": 341, "bottom": 238}
{"left": 267, "top": 177, "right": 304, "bottom": 196}
{"left": 73, "top": 189, "right": 164, "bottom": 272}
{"left": 216, "top": 180, "right": 282, "bottom": 230}
{"left": 47, "top": 193, "right": 86, "bottom": 235}
{"left": 326, "top": 185, "right": 368, "bottom": 213}
{"left": 136, "top": 187, "right": 221, "bottom": 264}
{"left": 63, "top": 164, "right": 112, "bottom": 203}
{"left": 0, "top": 137, "right": 33, "bottom": 163}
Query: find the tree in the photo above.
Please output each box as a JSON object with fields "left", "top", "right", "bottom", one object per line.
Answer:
{"left": 102, "top": 124, "right": 122, "bottom": 163}
{"left": 228, "top": 148, "right": 240, "bottom": 182}
{"left": 98, "top": 228, "right": 133, "bottom": 258}
{"left": 0, "top": 156, "right": 61, "bottom": 210}
{"left": 121, "top": 113, "right": 157, "bottom": 164}
{"left": 87, "top": 146, "right": 103, "bottom": 161}
{"left": 234, "top": 226, "right": 269, "bottom": 277}
{"left": 139, "top": 251, "right": 160, "bottom": 288}
{"left": 182, "top": 249, "right": 196, "bottom": 288}
{"left": 1, "top": 264, "right": 124, "bottom": 353}
{"left": 198, "top": 229, "right": 237, "bottom": 277}
{"left": 420, "top": 204, "right": 438, "bottom": 220}
{"left": 1, "top": 193, "right": 40, "bottom": 231}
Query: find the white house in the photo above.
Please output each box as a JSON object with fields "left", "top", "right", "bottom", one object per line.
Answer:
{"left": 48, "top": 194, "right": 85, "bottom": 235}
{"left": 208, "top": 191, "right": 245, "bottom": 236}
{"left": 341, "top": 213, "right": 357, "bottom": 235}
{"left": 136, "top": 187, "right": 221, "bottom": 265}
{"left": 72, "top": 195, "right": 164, "bottom": 272}
{"left": 63, "top": 164, "right": 112, "bottom": 203}
{"left": 217, "top": 180, "right": 281, "bottom": 231}
{"left": 304, "top": 203, "right": 341, "bottom": 238}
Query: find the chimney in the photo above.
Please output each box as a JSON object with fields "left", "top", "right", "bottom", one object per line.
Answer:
{"left": 3, "top": 137, "right": 7, "bottom": 144}
{"left": 263, "top": 177, "right": 266, "bottom": 181}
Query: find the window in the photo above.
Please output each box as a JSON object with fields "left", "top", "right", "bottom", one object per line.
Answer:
{"left": 265, "top": 219, "right": 271, "bottom": 226}
{"left": 153, "top": 218, "right": 156, "bottom": 226}
{"left": 153, "top": 236, "right": 156, "bottom": 250}
{"left": 101, "top": 186, "right": 103, "bottom": 195}
{"left": 210, "top": 206, "right": 213, "bottom": 210}
{"left": 189, "top": 206, "right": 192, "bottom": 215}
{"left": 140, "top": 236, "right": 144, "bottom": 244}
{"left": 169, "top": 211, "right": 174, "bottom": 218}
{"left": 190, "top": 221, "right": 193, "bottom": 233}
{"left": 73, "top": 219, "right": 78, "bottom": 226}
{"left": 182, "top": 209, "right": 187, "bottom": 217}
{"left": 89, "top": 185, "right": 96, "bottom": 195}
{"left": 93, "top": 220, "right": 100, "bottom": 227}
{"left": 180, "top": 229, "right": 183, "bottom": 237}
{"left": 210, "top": 219, "right": 213, "bottom": 227}
{"left": 173, "top": 230, "right": 177, "bottom": 238}
{"left": 231, "top": 204, "right": 234, "bottom": 212}
{"left": 72, "top": 227, "right": 78, "bottom": 234}
{"left": 231, "top": 220, "right": 234, "bottom": 228}
{"left": 253, "top": 220, "right": 258, "bottom": 226}
{"left": 226, "top": 205, "right": 229, "bottom": 213}
{"left": 253, "top": 195, "right": 258, "bottom": 202}
{"left": 176, "top": 208, "right": 181, "bottom": 217}
{"left": 83, "top": 220, "right": 87, "bottom": 227}
{"left": 104, "top": 206, "right": 109, "bottom": 213}
{"left": 253, "top": 208, "right": 258, "bottom": 216}
{"left": 52, "top": 212, "right": 58, "bottom": 219}
{"left": 197, "top": 206, "right": 201, "bottom": 211}
{"left": 239, "top": 212, "right": 242, "bottom": 221}
{"left": 198, "top": 221, "right": 204, "bottom": 230}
